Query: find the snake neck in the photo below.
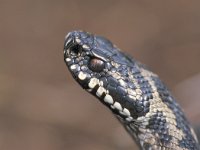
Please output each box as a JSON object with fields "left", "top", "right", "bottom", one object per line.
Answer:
{"left": 118, "top": 113, "right": 198, "bottom": 150}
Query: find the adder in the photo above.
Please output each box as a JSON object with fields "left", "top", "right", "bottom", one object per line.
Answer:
{"left": 63, "top": 30, "right": 199, "bottom": 150}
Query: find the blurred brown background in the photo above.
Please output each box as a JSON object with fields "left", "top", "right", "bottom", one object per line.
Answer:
{"left": 0, "top": 0, "right": 200, "bottom": 149}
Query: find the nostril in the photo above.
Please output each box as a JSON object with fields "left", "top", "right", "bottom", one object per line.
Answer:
{"left": 70, "top": 45, "right": 81, "bottom": 55}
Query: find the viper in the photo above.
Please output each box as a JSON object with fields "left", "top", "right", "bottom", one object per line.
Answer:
{"left": 63, "top": 30, "right": 199, "bottom": 150}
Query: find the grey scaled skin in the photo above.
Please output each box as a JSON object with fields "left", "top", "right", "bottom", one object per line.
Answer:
{"left": 64, "top": 30, "right": 199, "bottom": 150}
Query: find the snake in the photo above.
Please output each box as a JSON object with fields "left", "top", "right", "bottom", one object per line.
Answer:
{"left": 63, "top": 30, "right": 199, "bottom": 150}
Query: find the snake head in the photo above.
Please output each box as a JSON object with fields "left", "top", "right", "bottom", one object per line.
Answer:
{"left": 64, "top": 31, "right": 145, "bottom": 120}
{"left": 64, "top": 31, "right": 109, "bottom": 88}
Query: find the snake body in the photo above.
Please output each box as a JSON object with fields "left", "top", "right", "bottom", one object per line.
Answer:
{"left": 64, "top": 31, "right": 199, "bottom": 150}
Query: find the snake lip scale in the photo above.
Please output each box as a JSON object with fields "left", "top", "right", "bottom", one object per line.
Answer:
{"left": 64, "top": 30, "right": 199, "bottom": 150}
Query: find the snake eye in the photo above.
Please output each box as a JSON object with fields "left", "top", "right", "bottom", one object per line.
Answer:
{"left": 88, "top": 58, "right": 105, "bottom": 72}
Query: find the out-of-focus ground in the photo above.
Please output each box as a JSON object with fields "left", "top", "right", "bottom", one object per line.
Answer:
{"left": 0, "top": 0, "right": 200, "bottom": 149}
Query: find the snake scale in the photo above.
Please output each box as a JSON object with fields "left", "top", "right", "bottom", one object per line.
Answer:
{"left": 63, "top": 30, "right": 199, "bottom": 150}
